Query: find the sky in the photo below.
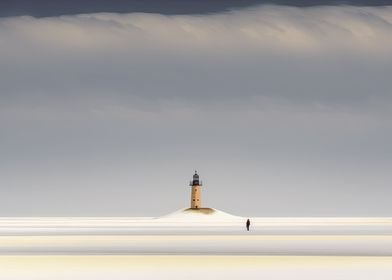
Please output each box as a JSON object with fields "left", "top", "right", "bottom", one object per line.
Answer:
{"left": 1, "top": 0, "right": 392, "bottom": 17}
{"left": 0, "top": 1, "right": 391, "bottom": 217}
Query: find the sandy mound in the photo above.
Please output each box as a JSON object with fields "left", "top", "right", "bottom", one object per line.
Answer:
{"left": 158, "top": 208, "right": 242, "bottom": 220}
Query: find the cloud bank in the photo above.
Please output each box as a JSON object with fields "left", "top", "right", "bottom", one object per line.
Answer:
{"left": 0, "top": 6, "right": 391, "bottom": 216}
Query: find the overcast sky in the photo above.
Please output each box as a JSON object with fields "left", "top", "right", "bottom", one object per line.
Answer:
{"left": 0, "top": 2, "right": 391, "bottom": 216}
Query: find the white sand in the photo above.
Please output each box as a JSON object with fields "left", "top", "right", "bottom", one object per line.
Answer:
{"left": 0, "top": 210, "right": 391, "bottom": 255}
{"left": 0, "top": 256, "right": 391, "bottom": 280}
{"left": 1, "top": 211, "right": 391, "bottom": 279}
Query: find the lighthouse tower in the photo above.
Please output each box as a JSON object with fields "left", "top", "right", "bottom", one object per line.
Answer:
{"left": 189, "top": 171, "right": 203, "bottom": 209}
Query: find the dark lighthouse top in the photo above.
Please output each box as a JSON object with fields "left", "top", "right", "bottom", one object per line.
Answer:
{"left": 189, "top": 171, "right": 203, "bottom": 186}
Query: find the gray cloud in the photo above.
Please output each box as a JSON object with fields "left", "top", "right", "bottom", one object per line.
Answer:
{"left": 1, "top": 0, "right": 392, "bottom": 18}
{"left": 0, "top": 6, "right": 391, "bottom": 216}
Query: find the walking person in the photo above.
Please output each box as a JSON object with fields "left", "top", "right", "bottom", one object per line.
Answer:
{"left": 246, "top": 218, "right": 250, "bottom": 231}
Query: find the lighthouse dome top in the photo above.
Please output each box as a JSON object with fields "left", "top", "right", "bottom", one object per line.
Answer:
{"left": 193, "top": 171, "right": 199, "bottom": 178}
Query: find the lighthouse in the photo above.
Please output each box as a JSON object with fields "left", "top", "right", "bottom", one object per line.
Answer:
{"left": 189, "top": 171, "right": 203, "bottom": 209}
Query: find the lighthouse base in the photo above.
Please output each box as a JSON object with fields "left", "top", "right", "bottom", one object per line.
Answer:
{"left": 183, "top": 208, "right": 215, "bottom": 215}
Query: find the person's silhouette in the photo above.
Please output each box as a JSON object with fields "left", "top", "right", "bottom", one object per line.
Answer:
{"left": 246, "top": 219, "right": 250, "bottom": 231}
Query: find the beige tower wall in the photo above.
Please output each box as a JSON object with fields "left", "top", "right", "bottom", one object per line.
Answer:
{"left": 191, "top": 185, "right": 201, "bottom": 209}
